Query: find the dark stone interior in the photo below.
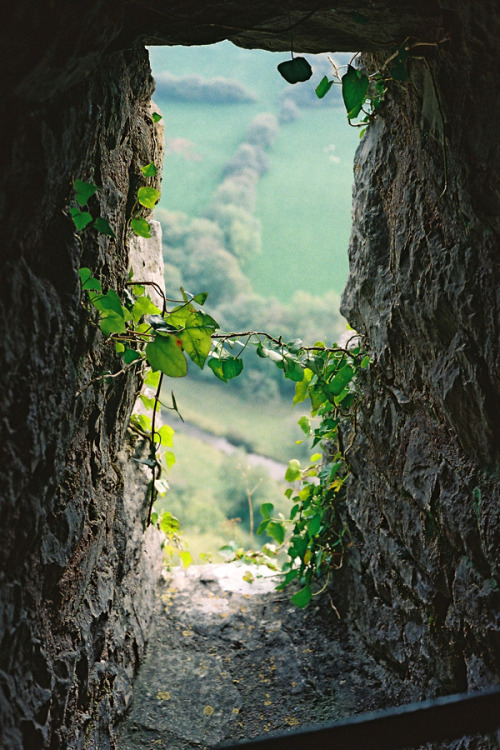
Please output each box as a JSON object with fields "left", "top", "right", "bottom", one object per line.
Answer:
{"left": 1, "top": 2, "right": 499, "bottom": 747}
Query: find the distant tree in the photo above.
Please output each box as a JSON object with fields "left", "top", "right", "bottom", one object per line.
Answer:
{"left": 155, "top": 72, "right": 258, "bottom": 104}
{"left": 245, "top": 113, "right": 279, "bottom": 149}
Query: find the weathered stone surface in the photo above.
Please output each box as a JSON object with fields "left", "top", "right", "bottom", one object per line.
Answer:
{"left": 336, "top": 0, "right": 500, "bottom": 721}
{"left": 118, "top": 565, "right": 403, "bottom": 749}
{"left": 0, "top": 37, "right": 164, "bottom": 750}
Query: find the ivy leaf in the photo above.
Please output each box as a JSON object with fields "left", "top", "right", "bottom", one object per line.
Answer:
{"left": 152, "top": 112, "right": 163, "bottom": 123}
{"left": 266, "top": 521, "right": 286, "bottom": 545}
{"left": 159, "top": 511, "right": 180, "bottom": 535}
{"left": 316, "top": 76, "right": 334, "bottom": 99}
{"left": 140, "top": 162, "right": 157, "bottom": 177}
{"left": 156, "top": 424, "right": 175, "bottom": 447}
{"left": 179, "top": 315, "right": 213, "bottom": 368}
{"left": 281, "top": 357, "right": 304, "bottom": 382}
{"left": 70, "top": 207, "right": 93, "bottom": 230}
{"left": 93, "top": 217, "right": 115, "bottom": 237}
{"left": 277, "top": 57, "right": 313, "bottom": 84}
{"left": 307, "top": 514, "right": 322, "bottom": 539}
{"left": 164, "top": 450, "right": 176, "bottom": 469}
{"left": 193, "top": 292, "right": 208, "bottom": 305}
{"left": 297, "top": 416, "right": 311, "bottom": 435}
{"left": 165, "top": 305, "right": 193, "bottom": 328}
{"left": 123, "top": 348, "right": 142, "bottom": 364}
{"left": 207, "top": 356, "right": 244, "bottom": 382}
{"left": 74, "top": 179, "right": 98, "bottom": 207}
{"left": 291, "top": 585, "right": 312, "bottom": 608}
{"left": 342, "top": 66, "right": 369, "bottom": 119}
{"left": 79, "top": 268, "right": 102, "bottom": 292}
{"left": 130, "top": 217, "right": 152, "bottom": 238}
{"left": 257, "top": 519, "right": 270, "bottom": 535}
{"left": 144, "top": 370, "right": 161, "bottom": 389}
{"left": 327, "top": 364, "right": 355, "bottom": 396}
{"left": 285, "top": 459, "right": 302, "bottom": 483}
{"left": 276, "top": 568, "right": 299, "bottom": 590}
{"left": 179, "top": 550, "right": 192, "bottom": 569}
{"left": 131, "top": 295, "right": 161, "bottom": 321}
{"left": 260, "top": 503, "right": 274, "bottom": 520}
{"left": 146, "top": 334, "right": 188, "bottom": 378}
{"left": 91, "top": 289, "right": 125, "bottom": 318}
{"left": 286, "top": 338, "right": 303, "bottom": 354}
{"left": 99, "top": 312, "right": 127, "bottom": 336}
{"left": 137, "top": 186, "right": 161, "bottom": 209}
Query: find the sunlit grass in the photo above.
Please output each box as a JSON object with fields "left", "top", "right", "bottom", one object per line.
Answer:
{"left": 162, "top": 375, "right": 310, "bottom": 464}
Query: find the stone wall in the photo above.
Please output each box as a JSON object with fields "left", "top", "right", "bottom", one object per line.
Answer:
{"left": 0, "top": 30, "right": 163, "bottom": 748}
{"left": 1, "top": 1, "right": 499, "bottom": 747}
{"left": 338, "top": 5, "right": 500, "bottom": 705}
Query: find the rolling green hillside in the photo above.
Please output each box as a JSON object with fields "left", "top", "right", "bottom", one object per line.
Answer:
{"left": 149, "top": 42, "right": 358, "bottom": 300}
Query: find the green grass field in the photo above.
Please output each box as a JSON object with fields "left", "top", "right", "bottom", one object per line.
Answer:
{"left": 147, "top": 43, "right": 356, "bottom": 557}
{"left": 161, "top": 375, "right": 310, "bottom": 464}
{"left": 149, "top": 42, "right": 358, "bottom": 300}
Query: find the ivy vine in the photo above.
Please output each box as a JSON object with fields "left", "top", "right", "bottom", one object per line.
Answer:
{"left": 72, "top": 122, "right": 369, "bottom": 602}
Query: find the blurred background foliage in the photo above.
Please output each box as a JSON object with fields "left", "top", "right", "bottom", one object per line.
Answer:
{"left": 148, "top": 42, "right": 358, "bottom": 561}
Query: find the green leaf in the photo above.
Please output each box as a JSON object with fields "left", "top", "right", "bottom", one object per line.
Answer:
{"left": 291, "top": 585, "right": 312, "bottom": 608}
{"left": 70, "top": 207, "right": 93, "bottom": 230}
{"left": 146, "top": 334, "right": 188, "bottom": 378}
{"left": 328, "top": 364, "right": 355, "bottom": 396}
{"left": 93, "top": 217, "right": 115, "bottom": 237}
{"left": 260, "top": 503, "right": 274, "bottom": 520}
{"left": 99, "top": 312, "right": 127, "bottom": 336}
{"left": 165, "top": 305, "right": 193, "bottom": 328}
{"left": 316, "top": 76, "right": 334, "bottom": 99}
{"left": 285, "top": 459, "right": 302, "bottom": 483}
{"left": 137, "top": 186, "right": 161, "bottom": 209}
{"left": 179, "top": 314, "right": 213, "bottom": 368}
{"left": 282, "top": 357, "right": 304, "bottom": 382}
{"left": 179, "top": 550, "right": 192, "bottom": 569}
{"left": 156, "top": 424, "right": 175, "bottom": 447}
{"left": 257, "top": 519, "right": 270, "bottom": 535}
{"left": 131, "top": 295, "right": 161, "bottom": 320}
{"left": 79, "top": 268, "right": 102, "bottom": 292}
{"left": 164, "top": 450, "right": 176, "bottom": 469}
{"left": 152, "top": 112, "right": 163, "bottom": 123}
{"left": 92, "top": 289, "right": 125, "bottom": 318}
{"left": 266, "top": 521, "right": 286, "bottom": 545}
{"left": 256, "top": 344, "right": 283, "bottom": 363}
{"left": 159, "top": 511, "right": 180, "bottom": 536}
{"left": 298, "top": 415, "right": 311, "bottom": 435}
{"left": 130, "top": 217, "right": 152, "bottom": 238}
{"left": 207, "top": 356, "right": 244, "bottom": 382}
{"left": 342, "top": 66, "right": 369, "bottom": 119}
{"left": 74, "top": 179, "right": 98, "bottom": 207}
{"left": 289, "top": 535, "right": 308, "bottom": 560}
{"left": 277, "top": 57, "right": 313, "bottom": 84}
{"left": 144, "top": 370, "right": 161, "bottom": 389}
{"left": 123, "top": 348, "right": 142, "bottom": 364}
{"left": 307, "top": 514, "right": 322, "bottom": 538}
{"left": 193, "top": 292, "right": 208, "bottom": 305}
{"left": 286, "top": 338, "right": 303, "bottom": 354}
{"left": 276, "top": 568, "right": 299, "bottom": 590}
{"left": 140, "top": 162, "right": 158, "bottom": 177}
{"left": 360, "top": 355, "right": 371, "bottom": 368}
